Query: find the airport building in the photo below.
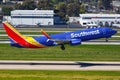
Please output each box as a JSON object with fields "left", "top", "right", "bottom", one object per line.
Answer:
{"left": 79, "top": 14, "right": 120, "bottom": 27}
{"left": 11, "top": 10, "right": 54, "bottom": 26}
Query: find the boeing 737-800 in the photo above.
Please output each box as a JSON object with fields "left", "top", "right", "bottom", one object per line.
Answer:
{"left": 2, "top": 22, "right": 117, "bottom": 50}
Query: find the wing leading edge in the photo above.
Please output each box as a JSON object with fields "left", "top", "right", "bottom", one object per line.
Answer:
{"left": 40, "top": 29, "right": 81, "bottom": 50}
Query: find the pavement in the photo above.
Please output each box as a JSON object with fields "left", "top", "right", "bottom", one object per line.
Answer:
{"left": 82, "top": 40, "right": 120, "bottom": 45}
{"left": 0, "top": 60, "right": 119, "bottom": 70}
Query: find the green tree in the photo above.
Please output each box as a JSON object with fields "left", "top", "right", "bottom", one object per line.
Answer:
{"left": 14, "top": 3, "right": 23, "bottom": 9}
{"left": 37, "top": 0, "right": 53, "bottom": 10}
{"left": 68, "top": 0, "right": 81, "bottom": 3}
{"left": 98, "top": 0, "right": 102, "bottom": 9}
{"left": 102, "top": 0, "right": 112, "bottom": 10}
{"left": 55, "top": 2, "right": 67, "bottom": 19}
{"left": 67, "top": 3, "right": 80, "bottom": 16}
{"left": 2, "top": 6, "right": 13, "bottom": 15}
{"left": 15, "top": 0, "right": 36, "bottom": 10}
{"left": 80, "top": 4, "right": 85, "bottom": 14}
{"left": 51, "top": 0, "right": 59, "bottom": 4}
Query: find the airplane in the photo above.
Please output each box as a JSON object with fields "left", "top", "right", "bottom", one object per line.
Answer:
{"left": 2, "top": 21, "right": 117, "bottom": 50}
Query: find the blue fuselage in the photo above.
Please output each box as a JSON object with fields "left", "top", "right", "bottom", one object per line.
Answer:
{"left": 33, "top": 27, "right": 117, "bottom": 46}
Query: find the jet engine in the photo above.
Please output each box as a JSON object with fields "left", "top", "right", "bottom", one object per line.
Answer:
{"left": 70, "top": 39, "right": 81, "bottom": 46}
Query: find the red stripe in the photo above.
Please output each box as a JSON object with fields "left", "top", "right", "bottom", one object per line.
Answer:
{"left": 3, "top": 23, "right": 40, "bottom": 48}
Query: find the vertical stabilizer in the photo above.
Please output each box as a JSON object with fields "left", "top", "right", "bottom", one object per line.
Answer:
{"left": 2, "top": 22, "right": 45, "bottom": 48}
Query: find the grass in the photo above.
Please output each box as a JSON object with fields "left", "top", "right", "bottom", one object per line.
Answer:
{"left": 115, "top": 33, "right": 120, "bottom": 36}
{"left": 0, "top": 44, "right": 120, "bottom": 61}
{"left": 0, "top": 70, "right": 119, "bottom": 80}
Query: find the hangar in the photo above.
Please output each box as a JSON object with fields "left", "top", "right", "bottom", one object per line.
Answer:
{"left": 11, "top": 10, "right": 54, "bottom": 26}
{"left": 79, "top": 14, "right": 120, "bottom": 27}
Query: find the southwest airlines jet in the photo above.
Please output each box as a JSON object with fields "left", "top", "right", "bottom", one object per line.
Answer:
{"left": 3, "top": 22, "right": 117, "bottom": 50}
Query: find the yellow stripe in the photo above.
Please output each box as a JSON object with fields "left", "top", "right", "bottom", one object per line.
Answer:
{"left": 24, "top": 36, "right": 46, "bottom": 48}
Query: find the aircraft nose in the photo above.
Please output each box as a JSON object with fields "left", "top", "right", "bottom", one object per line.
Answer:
{"left": 112, "top": 30, "right": 117, "bottom": 35}
{"left": 111, "top": 30, "right": 117, "bottom": 34}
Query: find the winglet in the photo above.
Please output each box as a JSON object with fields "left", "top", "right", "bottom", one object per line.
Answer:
{"left": 41, "top": 29, "right": 51, "bottom": 39}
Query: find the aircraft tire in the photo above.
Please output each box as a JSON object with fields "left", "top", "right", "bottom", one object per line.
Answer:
{"left": 61, "top": 44, "right": 65, "bottom": 50}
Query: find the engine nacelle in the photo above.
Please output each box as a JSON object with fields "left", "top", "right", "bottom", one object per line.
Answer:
{"left": 70, "top": 39, "right": 81, "bottom": 46}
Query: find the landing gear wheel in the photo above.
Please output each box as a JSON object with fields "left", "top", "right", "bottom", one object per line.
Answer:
{"left": 106, "top": 38, "right": 108, "bottom": 42}
{"left": 60, "top": 44, "right": 65, "bottom": 50}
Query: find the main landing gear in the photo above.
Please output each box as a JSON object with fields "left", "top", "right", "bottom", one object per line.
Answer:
{"left": 60, "top": 44, "right": 65, "bottom": 50}
{"left": 105, "top": 38, "right": 108, "bottom": 42}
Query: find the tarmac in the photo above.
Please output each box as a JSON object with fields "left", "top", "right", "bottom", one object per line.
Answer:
{"left": 0, "top": 60, "right": 119, "bottom": 70}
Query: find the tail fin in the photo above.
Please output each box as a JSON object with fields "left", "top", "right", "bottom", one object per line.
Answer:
{"left": 2, "top": 22, "right": 45, "bottom": 48}
{"left": 2, "top": 22, "right": 25, "bottom": 43}
{"left": 3, "top": 22, "right": 24, "bottom": 36}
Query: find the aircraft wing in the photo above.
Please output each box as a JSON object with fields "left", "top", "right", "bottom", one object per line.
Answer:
{"left": 41, "top": 29, "right": 70, "bottom": 44}
{"left": 41, "top": 29, "right": 81, "bottom": 46}
{"left": 51, "top": 38, "right": 81, "bottom": 46}
{"left": 51, "top": 39, "right": 70, "bottom": 45}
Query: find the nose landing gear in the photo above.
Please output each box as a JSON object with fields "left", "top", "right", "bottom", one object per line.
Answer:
{"left": 106, "top": 38, "right": 108, "bottom": 42}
